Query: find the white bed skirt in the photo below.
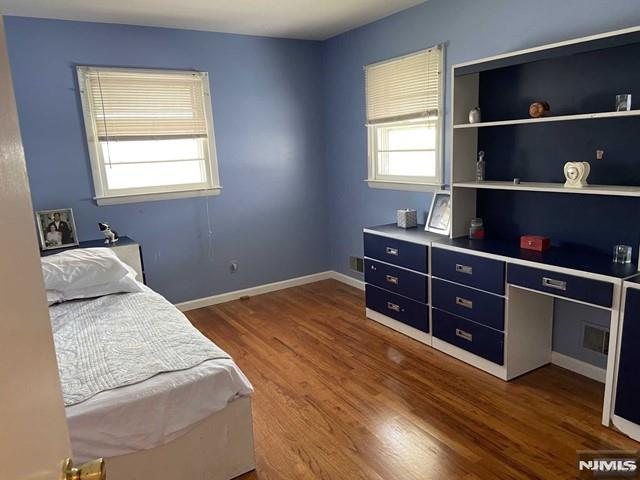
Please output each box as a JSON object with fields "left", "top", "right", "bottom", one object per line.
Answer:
{"left": 105, "top": 396, "right": 256, "bottom": 480}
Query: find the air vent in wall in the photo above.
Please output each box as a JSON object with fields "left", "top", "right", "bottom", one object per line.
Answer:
{"left": 349, "top": 256, "right": 364, "bottom": 273}
{"left": 583, "top": 324, "right": 609, "bottom": 355}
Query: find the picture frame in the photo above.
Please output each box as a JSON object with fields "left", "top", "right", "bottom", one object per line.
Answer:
{"left": 35, "top": 208, "right": 79, "bottom": 251}
{"left": 425, "top": 191, "right": 451, "bottom": 235}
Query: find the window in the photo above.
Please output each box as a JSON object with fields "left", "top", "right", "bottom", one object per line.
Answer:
{"left": 77, "top": 67, "right": 220, "bottom": 205}
{"left": 365, "top": 46, "right": 443, "bottom": 189}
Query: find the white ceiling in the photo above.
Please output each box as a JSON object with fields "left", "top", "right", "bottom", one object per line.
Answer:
{"left": 0, "top": 0, "right": 426, "bottom": 40}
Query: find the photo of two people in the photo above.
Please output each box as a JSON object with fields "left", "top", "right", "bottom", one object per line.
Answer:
{"left": 36, "top": 208, "right": 78, "bottom": 250}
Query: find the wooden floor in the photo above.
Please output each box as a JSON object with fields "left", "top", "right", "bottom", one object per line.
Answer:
{"left": 186, "top": 279, "right": 637, "bottom": 480}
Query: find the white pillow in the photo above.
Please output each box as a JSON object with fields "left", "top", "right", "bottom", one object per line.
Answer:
{"left": 42, "top": 248, "right": 130, "bottom": 291}
{"left": 55, "top": 270, "right": 143, "bottom": 302}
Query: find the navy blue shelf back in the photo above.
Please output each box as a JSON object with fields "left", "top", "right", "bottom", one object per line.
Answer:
{"left": 475, "top": 40, "right": 640, "bottom": 255}
{"left": 477, "top": 189, "right": 640, "bottom": 256}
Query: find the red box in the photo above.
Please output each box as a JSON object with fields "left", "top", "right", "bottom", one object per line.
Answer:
{"left": 520, "top": 235, "right": 550, "bottom": 252}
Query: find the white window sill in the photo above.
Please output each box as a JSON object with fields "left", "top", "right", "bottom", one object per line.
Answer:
{"left": 94, "top": 187, "right": 222, "bottom": 206}
{"left": 365, "top": 179, "right": 444, "bottom": 192}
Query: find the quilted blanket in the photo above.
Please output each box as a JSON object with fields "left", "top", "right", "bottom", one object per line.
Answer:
{"left": 49, "top": 289, "right": 230, "bottom": 406}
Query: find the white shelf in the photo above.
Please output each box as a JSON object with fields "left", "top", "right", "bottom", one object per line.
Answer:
{"left": 452, "top": 181, "right": 640, "bottom": 197}
{"left": 453, "top": 110, "right": 640, "bottom": 129}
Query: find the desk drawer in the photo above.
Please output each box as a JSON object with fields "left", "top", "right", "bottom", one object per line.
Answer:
{"left": 365, "top": 258, "right": 427, "bottom": 303}
{"left": 432, "top": 248, "right": 505, "bottom": 295}
{"left": 432, "top": 278, "right": 505, "bottom": 331}
{"left": 507, "top": 264, "right": 613, "bottom": 308}
{"left": 366, "top": 284, "right": 429, "bottom": 333}
{"left": 364, "top": 233, "right": 427, "bottom": 272}
{"left": 432, "top": 308, "right": 504, "bottom": 365}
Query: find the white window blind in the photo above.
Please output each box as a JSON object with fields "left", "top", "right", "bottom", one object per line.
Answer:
{"left": 365, "top": 46, "right": 441, "bottom": 125}
{"left": 77, "top": 67, "right": 220, "bottom": 205}
{"left": 84, "top": 69, "right": 209, "bottom": 141}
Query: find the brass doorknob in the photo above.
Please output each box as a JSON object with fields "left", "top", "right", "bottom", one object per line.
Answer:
{"left": 62, "top": 458, "right": 106, "bottom": 480}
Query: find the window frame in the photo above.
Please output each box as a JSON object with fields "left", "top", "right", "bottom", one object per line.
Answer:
{"left": 365, "top": 46, "right": 445, "bottom": 191}
{"left": 77, "top": 66, "right": 221, "bottom": 205}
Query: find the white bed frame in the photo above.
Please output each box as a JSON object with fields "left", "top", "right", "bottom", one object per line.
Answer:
{"left": 105, "top": 396, "right": 256, "bottom": 480}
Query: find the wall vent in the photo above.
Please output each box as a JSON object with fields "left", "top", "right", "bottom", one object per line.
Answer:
{"left": 583, "top": 324, "right": 609, "bottom": 355}
{"left": 349, "top": 256, "right": 364, "bottom": 273}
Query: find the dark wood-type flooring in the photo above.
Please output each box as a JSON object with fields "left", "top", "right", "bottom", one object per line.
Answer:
{"left": 186, "top": 279, "right": 637, "bottom": 479}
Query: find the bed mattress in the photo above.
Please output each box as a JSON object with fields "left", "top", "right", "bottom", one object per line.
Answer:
{"left": 49, "top": 287, "right": 252, "bottom": 462}
{"left": 67, "top": 357, "right": 252, "bottom": 462}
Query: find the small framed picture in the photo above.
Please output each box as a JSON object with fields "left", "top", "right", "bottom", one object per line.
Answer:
{"left": 616, "top": 94, "right": 632, "bottom": 112}
{"left": 36, "top": 208, "right": 79, "bottom": 251}
{"left": 425, "top": 191, "right": 451, "bottom": 235}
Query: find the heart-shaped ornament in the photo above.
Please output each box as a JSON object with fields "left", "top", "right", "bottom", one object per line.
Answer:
{"left": 564, "top": 161, "right": 590, "bottom": 188}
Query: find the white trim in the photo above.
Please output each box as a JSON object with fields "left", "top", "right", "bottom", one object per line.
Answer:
{"left": 453, "top": 109, "right": 640, "bottom": 128}
{"left": 175, "top": 270, "right": 364, "bottom": 311}
{"left": 551, "top": 351, "right": 606, "bottom": 383}
{"left": 365, "top": 179, "right": 444, "bottom": 192}
{"left": 452, "top": 180, "right": 640, "bottom": 198}
{"left": 331, "top": 271, "right": 365, "bottom": 290}
{"left": 366, "top": 308, "right": 431, "bottom": 345}
{"left": 95, "top": 187, "right": 221, "bottom": 205}
{"left": 366, "top": 45, "right": 445, "bottom": 189}
{"left": 452, "top": 25, "right": 640, "bottom": 70}
{"left": 612, "top": 414, "right": 640, "bottom": 442}
{"left": 77, "top": 66, "right": 221, "bottom": 205}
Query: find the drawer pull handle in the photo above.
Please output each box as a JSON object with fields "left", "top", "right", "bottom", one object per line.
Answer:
{"left": 456, "top": 328, "right": 473, "bottom": 342}
{"left": 386, "top": 275, "right": 399, "bottom": 285}
{"left": 387, "top": 302, "right": 401, "bottom": 312}
{"left": 455, "top": 264, "right": 473, "bottom": 275}
{"left": 542, "top": 277, "right": 567, "bottom": 291}
{"left": 456, "top": 297, "right": 473, "bottom": 309}
{"left": 386, "top": 247, "right": 399, "bottom": 256}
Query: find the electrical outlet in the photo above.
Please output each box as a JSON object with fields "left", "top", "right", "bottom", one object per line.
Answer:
{"left": 230, "top": 261, "right": 238, "bottom": 273}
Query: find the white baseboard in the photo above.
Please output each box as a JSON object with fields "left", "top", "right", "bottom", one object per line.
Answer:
{"left": 551, "top": 351, "right": 606, "bottom": 383}
{"left": 176, "top": 270, "right": 364, "bottom": 312}
{"left": 331, "top": 271, "right": 365, "bottom": 290}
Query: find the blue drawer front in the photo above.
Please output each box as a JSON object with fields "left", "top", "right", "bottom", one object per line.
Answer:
{"left": 366, "top": 284, "right": 429, "bottom": 333}
{"left": 507, "top": 264, "right": 613, "bottom": 308}
{"left": 431, "top": 248, "right": 505, "bottom": 295}
{"left": 364, "top": 233, "right": 427, "bottom": 272}
{"left": 364, "top": 258, "right": 427, "bottom": 303}
{"left": 432, "top": 308, "right": 504, "bottom": 365}
{"left": 615, "top": 288, "right": 640, "bottom": 424}
{"left": 431, "top": 278, "right": 505, "bottom": 331}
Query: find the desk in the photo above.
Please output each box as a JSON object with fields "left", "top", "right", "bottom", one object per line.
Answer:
{"left": 363, "top": 224, "right": 638, "bottom": 433}
{"left": 40, "top": 236, "right": 145, "bottom": 283}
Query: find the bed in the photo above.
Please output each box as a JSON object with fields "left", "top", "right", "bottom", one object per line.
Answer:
{"left": 44, "top": 248, "right": 256, "bottom": 480}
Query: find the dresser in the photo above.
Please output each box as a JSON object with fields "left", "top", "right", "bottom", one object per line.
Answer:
{"left": 364, "top": 224, "right": 638, "bottom": 435}
{"left": 363, "top": 225, "right": 438, "bottom": 344}
{"left": 40, "top": 236, "right": 145, "bottom": 283}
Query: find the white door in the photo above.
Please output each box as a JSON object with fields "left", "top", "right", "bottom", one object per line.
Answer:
{"left": 0, "top": 15, "right": 74, "bottom": 480}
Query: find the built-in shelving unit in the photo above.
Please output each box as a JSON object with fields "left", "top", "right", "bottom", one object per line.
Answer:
{"left": 453, "top": 109, "right": 640, "bottom": 129}
{"left": 449, "top": 25, "right": 640, "bottom": 239}
{"left": 453, "top": 181, "right": 640, "bottom": 197}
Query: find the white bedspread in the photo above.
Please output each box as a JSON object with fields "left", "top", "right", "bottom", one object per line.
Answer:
{"left": 67, "top": 357, "right": 252, "bottom": 462}
{"left": 50, "top": 288, "right": 231, "bottom": 406}
{"left": 50, "top": 288, "right": 253, "bottom": 461}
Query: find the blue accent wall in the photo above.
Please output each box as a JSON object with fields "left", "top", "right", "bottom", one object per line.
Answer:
{"left": 321, "top": 0, "right": 640, "bottom": 368}
{"left": 3, "top": 17, "right": 329, "bottom": 304}
{"left": 6, "top": 1, "right": 640, "bottom": 367}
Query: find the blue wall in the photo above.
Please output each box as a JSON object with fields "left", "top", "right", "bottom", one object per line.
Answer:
{"left": 4, "top": 17, "right": 328, "bottom": 304}
{"left": 321, "top": 0, "right": 640, "bottom": 367}
{"left": 6, "top": 2, "right": 640, "bottom": 365}
{"left": 323, "top": 0, "right": 640, "bottom": 278}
